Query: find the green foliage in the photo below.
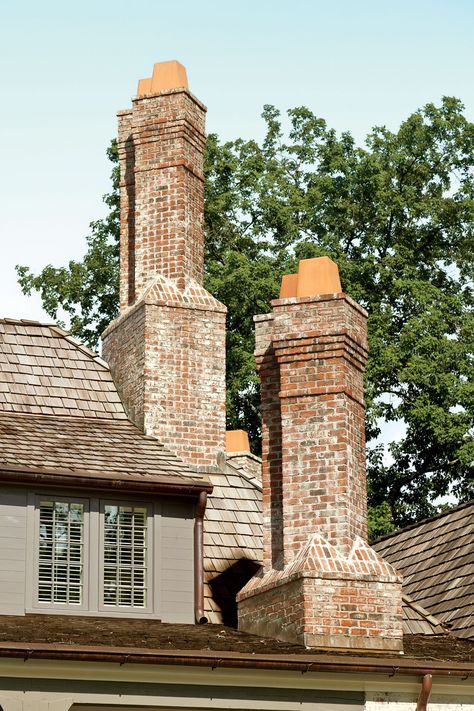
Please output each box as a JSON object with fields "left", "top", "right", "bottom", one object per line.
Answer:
{"left": 367, "top": 502, "right": 396, "bottom": 542}
{"left": 17, "top": 98, "right": 474, "bottom": 530}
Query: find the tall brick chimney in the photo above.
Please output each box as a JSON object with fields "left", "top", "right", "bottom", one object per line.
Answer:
{"left": 102, "top": 61, "right": 226, "bottom": 467}
{"left": 237, "top": 257, "right": 403, "bottom": 652}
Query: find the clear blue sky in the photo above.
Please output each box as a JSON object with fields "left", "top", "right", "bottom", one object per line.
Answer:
{"left": 1, "top": 0, "right": 473, "bottom": 321}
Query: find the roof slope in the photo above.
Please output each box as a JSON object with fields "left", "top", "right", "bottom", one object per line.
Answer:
{"left": 373, "top": 502, "right": 474, "bottom": 639}
{"left": 0, "top": 320, "right": 125, "bottom": 419}
{"left": 0, "top": 411, "right": 198, "bottom": 483}
{"left": 204, "top": 460, "right": 263, "bottom": 623}
{"left": 0, "top": 319, "right": 204, "bottom": 486}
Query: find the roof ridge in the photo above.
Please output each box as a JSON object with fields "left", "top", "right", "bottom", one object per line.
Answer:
{"left": 48, "top": 326, "right": 110, "bottom": 370}
{"left": 0, "top": 317, "right": 56, "bottom": 327}
{"left": 372, "top": 499, "right": 474, "bottom": 545}
{"left": 0, "top": 318, "right": 110, "bottom": 371}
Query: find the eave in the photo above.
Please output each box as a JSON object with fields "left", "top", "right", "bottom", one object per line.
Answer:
{"left": 0, "top": 463, "right": 212, "bottom": 497}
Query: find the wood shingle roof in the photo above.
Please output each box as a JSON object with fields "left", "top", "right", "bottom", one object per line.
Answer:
{"left": 0, "top": 319, "right": 205, "bottom": 487}
{"left": 0, "top": 319, "right": 125, "bottom": 419}
{"left": 373, "top": 502, "right": 474, "bottom": 639}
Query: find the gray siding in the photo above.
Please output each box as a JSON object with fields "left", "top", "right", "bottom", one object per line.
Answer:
{"left": 0, "top": 488, "right": 27, "bottom": 614}
{"left": 159, "top": 499, "right": 195, "bottom": 623}
{"left": 0, "top": 677, "right": 365, "bottom": 710}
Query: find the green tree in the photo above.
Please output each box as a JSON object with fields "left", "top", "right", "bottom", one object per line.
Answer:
{"left": 18, "top": 98, "right": 474, "bottom": 535}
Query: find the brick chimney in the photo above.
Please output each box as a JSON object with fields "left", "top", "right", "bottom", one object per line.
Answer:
{"left": 102, "top": 61, "right": 226, "bottom": 467}
{"left": 237, "top": 257, "right": 403, "bottom": 652}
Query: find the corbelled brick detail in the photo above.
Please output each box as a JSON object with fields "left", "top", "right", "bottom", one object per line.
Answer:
{"left": 238, "top": 284, "right": 403, "bottom": 652}
{"left": 238, "top": 534, "right": 403, "bottom": 650}
{"left": 103, "top": 64, "right": 226, "bottom": 467}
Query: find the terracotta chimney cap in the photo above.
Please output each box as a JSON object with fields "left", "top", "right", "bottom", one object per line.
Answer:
{"left": 279, "top": 256, "right": 342, "bottom": 299}
{"left": 137, "top": 60, "right": 189, "bottom": 97}
{"left": 225, "top": 430, "right": 250, "bottom": 453}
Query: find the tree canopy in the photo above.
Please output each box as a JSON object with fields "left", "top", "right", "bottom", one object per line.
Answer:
{"left": 18, "top": 97, "right": 474, "bottom": 538}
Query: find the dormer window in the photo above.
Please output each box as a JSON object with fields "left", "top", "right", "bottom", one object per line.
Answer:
{"left": 27, "top": 493, "right": 191, "bottom": 620}
{"left": 34, "top": 497, "right": 152, "bottom": 612}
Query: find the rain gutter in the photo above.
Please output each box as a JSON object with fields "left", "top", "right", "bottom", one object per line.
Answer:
{"left": 0, "top": 644, "right": 473, "bottom": 679}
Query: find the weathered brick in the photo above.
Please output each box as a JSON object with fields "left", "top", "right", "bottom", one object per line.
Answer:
{"left": 238, "top": 276, "right": 403, "bottom": 652}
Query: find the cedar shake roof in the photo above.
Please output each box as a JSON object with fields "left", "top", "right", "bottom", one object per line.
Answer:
{"left": 0, "top": 412, "right": 200, "bottom": 482}
{"left": 373, "top": 501, "right": 474, "bottom": 640}
{"left": 0, "top": 614, "right": 472, "bottom": 664}
{"left": 0, "top": 319, "right": 205, "bottom": 486}
{"left": 0, "top": 319, "right": 126, "bottom": 419}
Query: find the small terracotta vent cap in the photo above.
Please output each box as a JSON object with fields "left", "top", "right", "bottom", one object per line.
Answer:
{"left": 279, "top": 256, "right": 342, "bottom": 299}
{"left": 225, "top": 430, "right": 250, "bottom": 453}
{"left": 137, "top": 77, "right": 152, "bottom": 95}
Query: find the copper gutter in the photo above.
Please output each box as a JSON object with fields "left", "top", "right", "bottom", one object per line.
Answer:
{"left": 0, "top": 464, "right": 212, "bottom": 497}
{"left": 194, "top": 491, "right": 208, "bottom": 624}
{"left": 0, "top": 644, "right": 473, "bottom": 678}
{"left": 417, "top": 674, "right": 433, "bottom": 711}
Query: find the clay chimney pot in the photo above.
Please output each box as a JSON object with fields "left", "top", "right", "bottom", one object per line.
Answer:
{"left": 279, "top": 273, "right": 298, "bottom": 299}
{"left": 137, "top": 61, "right": 189, "bottom": 97}
{"left": 296, "top": 256, "right": 342, "bottom": 297}
{"left": 137, "top": 77, "right": 153, "bottom": 96}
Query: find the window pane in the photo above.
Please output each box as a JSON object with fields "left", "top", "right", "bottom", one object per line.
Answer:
{"left": 38, "top": 501, "right": 84, "bottom": 605}
{"left": 103, "top": 504, "right": 147, "bottom": 608}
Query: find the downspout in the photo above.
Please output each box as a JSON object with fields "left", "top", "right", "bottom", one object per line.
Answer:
{"left": 417, "top": 674, "right": 432, "bottom": 711}
{"left": 194, "top": 491, "right": 208, "bottom": 624}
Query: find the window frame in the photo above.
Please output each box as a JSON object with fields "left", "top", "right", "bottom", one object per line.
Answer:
{"left": 32, "top": 494, "right": 90, "bottom": 612}
{"left": 26, "top": 491, "right": 171, "bottom": 619}
{"left": 98, "top": 499, "right": 154, "bottom": 614}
